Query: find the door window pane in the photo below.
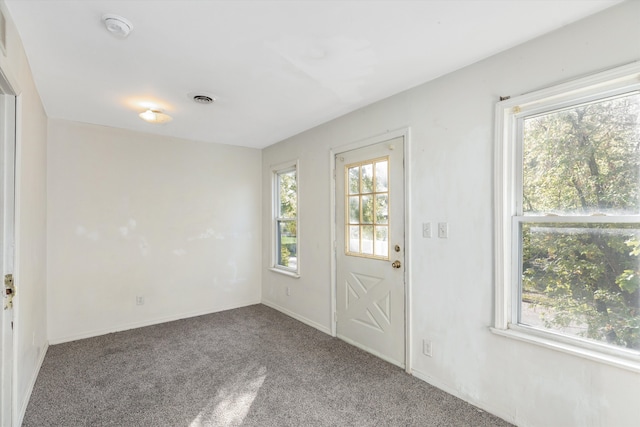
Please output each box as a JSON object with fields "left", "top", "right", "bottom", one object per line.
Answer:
{"left": 344, "top": 156, "right": 390, "bottom": 259}
{"left": 349, "top": 196, "right": 360, "bottom": 224}
{"left": 375, "top": 161, "right": 388, "bottom": 192}
{"left": 361, "top": 164, "right": 374, "bottom": 193}
{"left": 375, "top": 194, "right": 388, "bottom": 224}
{"left": 348, "top": 167, "right": 359, "bottom": 195}
{"left": 362, "top": 225, "right": 374, "bottom": 255}
{"left": 375, "top": 226, "right": 388, "bottom": 258}
{"left": 349, "top": 226, "right": 360, "bottom": 253}
{"left": 361, "top": 195, "right": 373, "bottom": 224}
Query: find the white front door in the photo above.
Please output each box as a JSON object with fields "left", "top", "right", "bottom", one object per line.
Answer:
{"left": 0, "top": 90, "right": 16, "bottom": 427}
{"left": 335, "top": 137, "right": 405, "bottom": 367}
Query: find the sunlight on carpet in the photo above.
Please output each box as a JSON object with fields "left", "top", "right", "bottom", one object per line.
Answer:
{"left": 190, "top": 364, "right": 267, "bottom": 427}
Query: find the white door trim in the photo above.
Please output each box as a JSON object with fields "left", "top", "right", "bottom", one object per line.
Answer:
{"left": 0, "top": 67, "right": 17, "bottom": 427}
{"left": 329, "top": 127, "right": 412, "bottom": 373}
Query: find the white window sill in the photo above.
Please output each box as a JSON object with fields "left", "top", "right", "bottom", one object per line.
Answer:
{"left": 268, "top": 267, "right": 300, "bottom": 279}
{"left": 490, "top": 327, "right": 640, "bottom": 373}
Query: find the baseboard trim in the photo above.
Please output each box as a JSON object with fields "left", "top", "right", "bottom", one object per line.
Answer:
{"left": 411, "top": 368, "right": 516, "bottom": 425}
{"left": 261, "top": 300, "right": 332, "bottom": 335}
{"left": 48, "top": 300, "right": 261, "bottom": 345}
{"left": 16, "top": 341, "right": 49, "bottom": 427}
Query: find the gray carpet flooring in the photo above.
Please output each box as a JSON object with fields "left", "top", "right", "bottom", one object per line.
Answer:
{"left": 23, "top": 304, "right": 511, "bottom": 427}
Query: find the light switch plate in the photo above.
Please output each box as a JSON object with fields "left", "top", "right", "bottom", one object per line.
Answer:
{"left": 438, "top": 222, "right": 448, "bottom": 238}
{"left": 422, "top": 222, "right": 432, "bottom": 238}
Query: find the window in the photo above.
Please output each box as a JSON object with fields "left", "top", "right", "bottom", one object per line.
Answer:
{"left": 345, "top": 157, "right": 390, "bottom": 259}
{"left": 272, "top": 162, "right": 299, "bottom": 276}
{"left": 494, "top": 63, "right": 640, "bottom": 370}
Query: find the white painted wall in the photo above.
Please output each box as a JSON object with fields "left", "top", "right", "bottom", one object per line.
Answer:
{"left": 47, "top": 120, "right": 261, "bottom": 343}
{"left": 0, "top": 1, "right": 48, "bottom": 424}
{"left": 262, "top": 3, "right": 640, "bottom": 426}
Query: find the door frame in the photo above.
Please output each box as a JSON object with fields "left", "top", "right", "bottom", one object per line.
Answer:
{"left": 330, "top": 127, "right": 412, "bottom": 373}
{"left": 0, "top": 62, "right": 18, "bottom": 427}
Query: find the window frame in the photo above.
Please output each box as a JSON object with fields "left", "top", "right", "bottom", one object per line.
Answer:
{"left": 493, "top": 62, "right": 640, "bottom": 372}
{"left": 271, "top": 160, "right": 300, "bottom": 278}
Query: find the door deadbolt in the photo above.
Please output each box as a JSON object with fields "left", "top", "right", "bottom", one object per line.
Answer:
{"left": 394, "top": 244, "right": 401, "bottom": 252}
{"left": 392, "top": 260, "right": 402, "bottom": 269}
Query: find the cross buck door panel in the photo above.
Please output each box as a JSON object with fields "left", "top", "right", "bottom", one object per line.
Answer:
{"left": 335, "top": 137, "right": 405, "bottom": 367}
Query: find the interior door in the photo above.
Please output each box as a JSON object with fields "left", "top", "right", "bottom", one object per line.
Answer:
{"left": 335, "top": 137, "right": 405, "bottom": 367}
{"left": 0, "top": 90, "right": 16, "bottom": 427}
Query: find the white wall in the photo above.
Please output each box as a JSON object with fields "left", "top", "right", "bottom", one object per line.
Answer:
{"left": 262, "top": 2, "right": 640, "bottom": 426}
{"left": 0, "top": 1, "right": 48, "bottom": 424}
{"left": 47, "top": 120, "right": 261, "bottom": 343}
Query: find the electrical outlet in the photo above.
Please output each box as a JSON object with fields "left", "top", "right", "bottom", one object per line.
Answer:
{"left": 422, "top": 222, "right": 432, "bottom": 238}
{"left": 423, "top": 339, "right": 433, "bottom": 357}
{"left": 438, "top": 222, "right": 448, "bottom": 238}
{"left": 136, "top": 296, "right": 144, "bottom": 306}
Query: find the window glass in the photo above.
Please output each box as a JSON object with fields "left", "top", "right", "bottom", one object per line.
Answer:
{"left": 375, "top": 160, "right": 388, "bottom": 192}
{"left": 362, "top": 195, "right": 373, "bottom": 224}
{"left": 349, "top": 196, "right": 360, "bottom": 224}
{"left": 375, "top": 226, "right": 389, "bottom": 258}
{"left": 278, "top": 170, "right": 297, "bottom": 218}
{"left": 361, "top": 164, "right": 374, "bottom": 193}
{"left": 521, "top": 222, "right": 640, "bottom": 350}
{"left": 518, "top": 91, "right": 640, "bottom": 352}
{"left": 345, "top": 157, "right": 389, "bottom": 259}
{"left": 375, "top": 194, "right": 389, "bottom": 224}
{"left": 362, "top": 225, "right": 374, "bottom": 255}
{"left": 348, "top": 166, "right": 359, "bottom": 194}
{"left": 275, "top": 167, "right": 298, "bottom": 272}
{"left": 523, "top": 92, "right": 640, "bottom": 216}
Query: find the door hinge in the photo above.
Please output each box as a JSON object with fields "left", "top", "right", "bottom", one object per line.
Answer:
{"left": 4, "top": 273, "right": 15, "bottom": 310}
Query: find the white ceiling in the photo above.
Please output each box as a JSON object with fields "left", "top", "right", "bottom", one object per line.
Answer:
{"left": 5, "top": 0, "right": 623, "bottom": 149}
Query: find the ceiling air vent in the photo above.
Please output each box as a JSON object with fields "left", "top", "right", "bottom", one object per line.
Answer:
{"left": 188, "top": 92, "right": 217, "bottom": 105}
{"left": 102, "top": 14, "right": 133, "bottom": 38}
{"left": 192, "top": 94, "right": 215, "bottom": 105}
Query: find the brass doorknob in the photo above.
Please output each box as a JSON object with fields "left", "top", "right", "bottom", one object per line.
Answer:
{"left": 392, "top": 260, "right": 402, "bottom": 269}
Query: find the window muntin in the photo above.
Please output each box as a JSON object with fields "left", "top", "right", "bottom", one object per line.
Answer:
{"left": 345, "top": 157, "right": 389, "bottom": 259}
{"left": 274, "top": 167, "right": 298, "bottom": 272}
{"left": 495, "top": 63, "right": 640, "bottom": 366}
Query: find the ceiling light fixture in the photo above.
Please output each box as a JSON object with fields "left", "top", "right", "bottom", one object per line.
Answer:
{"left": 139, "top": 109, "right": 172, "bottom": 124}
{"left": 102, "top": 14, "right": 133, "bottom": 38}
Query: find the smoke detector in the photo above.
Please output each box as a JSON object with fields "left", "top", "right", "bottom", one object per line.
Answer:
{"left": 188, "top": 92, "right": 217, "bottom": 105}
{"left": 102, "top": 14, "right": 133, "bottom": 38}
